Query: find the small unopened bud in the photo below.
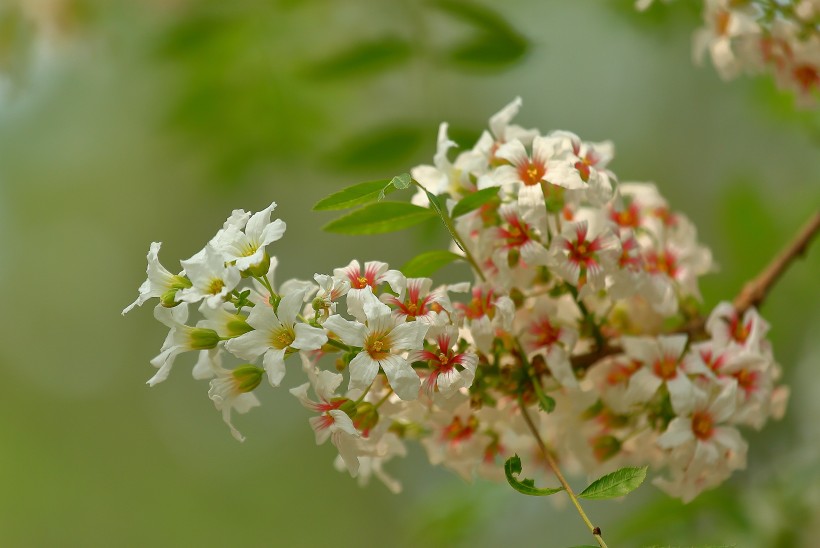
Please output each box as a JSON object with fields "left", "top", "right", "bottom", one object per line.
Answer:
{"left": 189, "top": 327, "right": 220, "bottom": 350}
{"left": 354, "top": 402, "right": 379, "bottom": 433}
{"left": 509, "top": 287, "right": 525, "bottom": 308}
{"left": 507, "top": 248, "right": 520, "bottom": 268}
{"left": 231, "top": 364, "right": 264, "bottom": 393}
{"left": 312, "top": 296, "right": 326, "bottom": 312}
{"left": 591, "top": 435, "right": 621, "bottom": 462}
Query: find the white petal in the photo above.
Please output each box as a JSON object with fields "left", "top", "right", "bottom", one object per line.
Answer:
{"left": 348, "top": 352, "right": 380, "bottom": 391}
{"left": 323, "top": 315, "right": 366, "bottom": 347}
{"left": 626, "top": 367, "right": 663, "bottom": 404}
{"left": 293, "top": 323, "right": 328, "bottom": 351}
{"left": 389, "top": 321, "right": 429, "bottom": 351}
{"left": 263, "top": 348, "right": 287, "bottom": 386}
{"left": 657, "top": 417, "right": 695, "bottom": 449}
{"left": 225, "top": 330, "right": 271, "bottom": 361}
{"left": 379, "top": 354, "right": 420, "bottom": 401}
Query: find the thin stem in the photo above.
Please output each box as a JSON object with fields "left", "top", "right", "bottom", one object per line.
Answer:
{"left": 373, "top": 388, "right": 394, "bottom": 409}
{"left": 354, "top": 383, "right": 372, "bottom": 405}
{"left": 518, "top": 400, "right": 608, "bottom": 548}
{"left": 325, "top": 338, "right": 352, "bottom": 352}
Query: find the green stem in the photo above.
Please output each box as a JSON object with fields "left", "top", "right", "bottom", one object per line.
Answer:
{"left": 373, "top": 388, "right": 394, "bottom": 409}
{"left": 518, "top": 399, "right": 609, "bottom": 548}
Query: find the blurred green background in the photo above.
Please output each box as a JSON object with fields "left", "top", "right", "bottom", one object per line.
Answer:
{"left": 1, "top": 0, "right": 818, "bottom": 546}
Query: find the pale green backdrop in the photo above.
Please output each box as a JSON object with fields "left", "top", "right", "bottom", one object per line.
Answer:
{"left": 0, "top": 1, "right": 818, "bottom": 546}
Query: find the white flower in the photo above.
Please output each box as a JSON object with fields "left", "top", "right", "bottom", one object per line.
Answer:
{"left": 324, "top": 292, "right": 428, "bottom": 400}
{"left": 123, "top": 242, "right": 188, "bottom": 314}
{"left": 177, "top": 245, "right": 240, "bottom": 309}
{"left": 207, "top": 355, "right": 263, "bottom": 442}
{"left": 312, "top": 273, "right": 350, "bottom": 319}
{"left": 214, "top": 201, "right": 286, "bottom": 271}
{"left": 290, "top": 366, "right": 361, "bottom": 476}
{"left": 148, "top": 304, "right": 221, "bottom": 386}
{"left": 408, "top": 326, "right": 478, "bottom": 398}
{"left": 333, "top": 260, "right": 403, "bottom": 322}
{"left": 224, "top": 288, "right": 327, "bottom": 386}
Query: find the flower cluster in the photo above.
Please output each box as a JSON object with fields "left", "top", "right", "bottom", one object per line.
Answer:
{"left": 639, "top": 0, "right": 820, "bottom": 105}
{"left": 125, "top": 99, "right": 788, "bottom": 502}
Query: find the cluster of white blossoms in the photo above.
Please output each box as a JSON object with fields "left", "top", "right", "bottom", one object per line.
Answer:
{"left": 639, "top": 0, "right": 820, "bottom": 105}
{"left": 125, "top": 98, "right": 788, "bottom": 502}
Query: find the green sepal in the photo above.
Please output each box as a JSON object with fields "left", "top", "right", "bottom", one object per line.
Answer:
{"left": 322, "top": 201, "right": 436, "bottom": 235}
{"left": 188, "top": 328, "right": 220, "bottom": 350}
{"left": 504, "top": 454, "right": 564, "bottom": 496}
{"left": 401, "top": 250, "right": 462, "bottom": 277}
{"left": 450, "top": 187, "right": 501, "bottom": 218}
{"left": 231, "top": 364, "right": 265, "bottom": 393}
{"left": 313, "top": 179, "right": 394, "bottom": 211}
{"left": 578, "top": 466, "right": 648, "bottom": 500}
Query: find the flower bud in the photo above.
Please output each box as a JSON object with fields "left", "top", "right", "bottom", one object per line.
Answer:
{"left": 189, "top": 327, "right": 221, "bottom": 350}
{"left": 591, "top": 434, "right": 621, "bottom": 462}
{"left": 231, "top": 364, "right": 265, "bottom": 393}
{"left": 336, "top": 398, "right": 356, "bottom": 416}
{"left": 354, "top": 402, "right": 379, "bottom": 433}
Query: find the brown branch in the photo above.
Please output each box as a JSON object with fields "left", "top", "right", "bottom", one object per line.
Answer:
{"left": 570, "top": 211, "right": 820, "bottom": 372}
{"left": 732, "top": 211, "right": 820, "bottom": 314}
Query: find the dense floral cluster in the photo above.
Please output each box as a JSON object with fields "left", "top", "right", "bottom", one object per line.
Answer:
{"left": 639, "top": 0, "right": 820, "bottom": 105}
{"left": 125, "top": 99, "right": 788, "bottom": 502}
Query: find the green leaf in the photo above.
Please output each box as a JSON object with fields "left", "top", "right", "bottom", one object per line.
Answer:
{"left": 448, "top": 33, "right": 528, "bottom": 70}
{"left": 391, "top": 172, "right": 412, "bottom": 190}
{"left": 313, "top": 180, "right": 394, "bottom": 211}
{"left": 325, "top": 125, "right": 424, "bottom": 171}
{"left": 323, "top": 201, "right": 436, "bottom": 235}
{"left": 578, "top": 466, "right": 648, "bottom": 500}
{"left": 402, "top": 250, "right": 462, "bottom": 277}
{"left": 451, "top": 187, "right": 500, "bottom": 218}
{"left": 504, "top": 454, "right": 564, "bottom": 497}
{"left": 431, "top": 0, "right": 529, "bottom": 71}
{"left": 303, "top": 37, "right": 414, "bottom": 81}
{"left": 536, "top": 390, "right": 555, "bottom": 414}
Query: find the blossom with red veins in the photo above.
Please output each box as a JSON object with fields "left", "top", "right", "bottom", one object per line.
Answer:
{"left": 333, "top": 259, "right": 403, "bottom": 323}
{"left": 706, "top": 302, "right": 770, "bottom": 352}
{"left": 610, "top": 200, "right": 641, "bottom": 230}
{"left": 655, "top": 381, "right": 747, "bottom": 503}
{"left": 409, "top": 327, "right": 477, "bottom": 398}
{"left": 550, "top": 130, "right": 616, "bottom": 205}
{"left": 455, "top": 286, "right": 515, "bottom": 354}
{"left": 521, "top": 297, "right": 579, "bottom": 387}
{"left": 290, "top": 366, "right": 362, "bottom": 476}
{"left": 381, "top": 277, "right": 444, "bottom": 324}
{"left": 495, "top": 204, "right": 549, "bottom": 267}
{"left": 324, "top": 292, "right": 428, "bottom": 400}
{"left": 623, "top": 334, "right": 709, "bottom": 414}
{"left": 550, "top": 220, "right": 619, "bottom": 292}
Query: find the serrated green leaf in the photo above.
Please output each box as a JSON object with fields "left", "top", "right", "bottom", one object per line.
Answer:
{"left": 578, "top": 466, "right": 647, "bottom": 500}
{"left": 323, "top": 201, "right": 435, "bottom": 235}
{"left": 391, "top": 172, "right": 412, "bottom": 189}
{"left": 504, "top": 454, "right": 565, "bottom": 497}
{"left": 303, "top": 37, "right": 414, "bottom": 81}
{"left": 402, "top": 250, "right": 462, "bottom": 277}
{"left": 313, "top": 180, "right": 394, "bottom": 211}
{"left": 325, "top": 125, "right": 424, "bottom": 171}
{"left": 451, "top": 187, "right": 500, "bottom": 218}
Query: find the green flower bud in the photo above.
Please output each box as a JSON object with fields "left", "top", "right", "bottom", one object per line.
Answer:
{"left": 592, "top": 435, "right": 621, "bottom": 462}
{"left": 337, "top": 398, "right": 356, "bottom": 416}
{"left": 231, "top": 364, "right": 265, "bottom": 393}
{"left": 354, "top": 402, "right": 379, "bottom": 433}
{"left": 509, "top": 287, "right": 525, "bottom": 308}
{"left": 189, "top": 327, "right": 220, "bottom": 350}
{"left": 312, "top": 297, "right": 326, "bottom": 312}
